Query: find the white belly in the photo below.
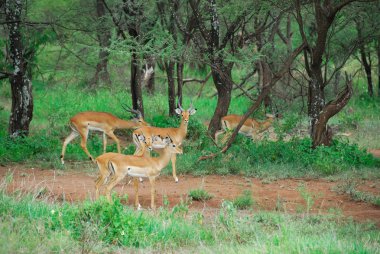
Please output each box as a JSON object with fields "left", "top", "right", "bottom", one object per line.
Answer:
{"left": 88, "top": 126, "right": 104, "bottom": 132}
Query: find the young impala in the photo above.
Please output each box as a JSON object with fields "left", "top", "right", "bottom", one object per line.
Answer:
{"left": 215, "top": 113, "right": 276, "bottom": 142}
{"left": 95, "top": 136, "right": 183, "bottom": 210}
{"left": 60, "top": 107, "right": 148, "bottom": 164}
{"left": 132, "top": 100, "right": 196, "bottom": 183}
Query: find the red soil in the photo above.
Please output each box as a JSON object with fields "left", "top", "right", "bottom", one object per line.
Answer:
{"left": 1, "top": 165, "right": 379, "bottom": 227}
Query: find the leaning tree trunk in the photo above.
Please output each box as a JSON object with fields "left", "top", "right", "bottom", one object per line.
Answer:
{"left": 312, "top": 78, "right": 353, "bottom": 148}
{"left": 208, "top": 61, "right": 233, "bottom": 136}
{"left": 6, "top": 0, "right": 33, "bottom": 137}
{"left": 92, "top": 0, "right": 111, "bottom": 87}
{"left": 165, "top": 60, "right": 176, "bottom": 116}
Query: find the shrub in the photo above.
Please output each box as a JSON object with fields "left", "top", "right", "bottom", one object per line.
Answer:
{"left": 189, "top": 189, "right": 213, "bottom": 201}
{"left": 232, "top": 190, "right": 254, "bottom": 209}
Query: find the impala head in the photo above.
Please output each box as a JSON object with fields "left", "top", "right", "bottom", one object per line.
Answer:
{"left": 123, "top": 105, "right": 149, "bottom": 127}
{"left": 137, "top": 133, "right": 153, "bottom": 151}
{"left": 175, "top": 99, "right": 197, "bottom": 125}
{"left": 164, "top": 135, "right": 183, "bottom": 154}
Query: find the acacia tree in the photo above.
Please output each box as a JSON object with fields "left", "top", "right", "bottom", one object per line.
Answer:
{"left": 102, "top": 0, "right": 145, "bottom": 115}
{"left": 190, "top": 0, "right": 250, "bottom": 136}
{"left": 4, "top": 0, "right": 33, "bottom": 137}
{"left": 91, "top": 0, "right": 112, "bottom": 87}
{"left": 295, "top": 0, "right": 357, "bottom": 148}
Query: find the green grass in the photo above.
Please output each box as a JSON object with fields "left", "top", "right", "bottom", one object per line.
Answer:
{"left": 231, "top": 190, "right": 254, "bottom": 209}
{"left": 1, "top": 79, "right": 379, "bottom": 180}
{"left": 0, "top": 189, "right": 379, "bottom": 253}
{"left": 334, "top": 180, "right": 380, "bottom": 207}
{"left": 189, "top": 189, "right": 213, "bottom": 201}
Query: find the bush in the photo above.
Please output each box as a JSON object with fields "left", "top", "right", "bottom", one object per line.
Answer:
{"left": 189, "top": 189, "right": 213, "bottom": 201}
{"left": 232, "top": 190, "right": 254, "bottom": 209}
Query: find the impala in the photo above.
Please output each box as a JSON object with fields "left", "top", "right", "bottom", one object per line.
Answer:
{"left": 132, "top": 101, "right": 196, "bottom": 183}
{"left": 215, "top": 113, "right": 276, "bottom": 142}
{"left": 60, "top": 107, "right": 148, "bottom": 164}
{"left": 95, "top": 136, "right": 183, "bottom": 210}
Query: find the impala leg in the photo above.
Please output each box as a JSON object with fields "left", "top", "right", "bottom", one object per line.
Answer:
{"left": 95, "top": 169, "right": 109, "bottom": 200}
{"left": 95, "top": 174, "right": 104, "bottom": 200}
{"left": 105, "top": 174, "right": 125, "bottom": 203}
{"left": 149, "top": 177, "right": 156, "bottom": 210}
{"left": 171, "top": 154, "right": 178, "bottom": 183}
{"left": 102, "top": 132, "right": 107, "bottom": 153}
{"left": 106, "top": 131, "right": 121, "bottom": 153}
{"left": 78, "top": 129, "right": 95, "bottom": 162}
{"left": 133, "top": 178, "right": 141, "bottom": 209}
{"left": 214, "top": 130, "right": 224, "bottom": 144}
{"left": 61, "top": 131, "right": 79, "bottom": 164}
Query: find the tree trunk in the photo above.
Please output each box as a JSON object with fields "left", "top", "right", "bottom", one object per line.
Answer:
{"left": 258, "top": 61, "right": 273, "bottom": 112}
{"left": 376, "top": 37, "right": 380, "bottom": 97}
{"left": 6, "top": 0, "right": 33, "bottom": 137}
{"left": 123, "top": 0, "right": 144, "bottom": 115}
{"left": 145, "top": 56, "right": 155, "bottom": 95}
{"left": 308, "top": 69, "right": 325, "bottom": 138}
{"left": 130, "top": 52, "right": 144, "bottom": 116}
{"left": 177, "top": 61, "right": 184, "bottom": 106}
{"left": 333, "top": 70, "right": 341, "bottom": 96}
{"left": 312, "top": 79, "right": 353, "bottom": 148}
{"left": 165, "top": 61, "right": 176, "bottom": 116}
{"left": 377, "top": 36, "right": 380, "bottom": 96}
{"left": 359, "top": 45, "right": 373, "bottom": 97}
{"left": 208, "top": 62, "right": 233, "bottom": 136}
{"left": 92, "top": 0, "right": 111, "bottom": 87}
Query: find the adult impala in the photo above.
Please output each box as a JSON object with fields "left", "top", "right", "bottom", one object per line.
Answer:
{"left": 132, "top": 100, "right": 196, "bottom": 182}
{"left": 60, "top": 107, "right": 148, "bottom": 164}
{"left": 215, "top": 113, "right": 276, "bottom": 142}
{"left": 95, "top": 136, "right": 182, "bottom": 210}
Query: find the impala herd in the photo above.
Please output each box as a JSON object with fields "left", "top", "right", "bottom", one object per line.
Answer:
{"left": 60, "top": 100, "right": 276, "bottom": 210}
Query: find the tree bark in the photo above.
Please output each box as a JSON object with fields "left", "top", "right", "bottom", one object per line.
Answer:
{"left": 165, "top": 61, "right": 176, "bottom": 116}
{"left": 145, "top": 56, "right": 155, "bottom": 94}
{"left": 177, "top": 61, "right": 184, "bottom": 106}
{"left": 378, "top": 36, "right": 380, "bottom": 96}
{"left": 6, "top": 0, "right": 33, "bottom": 137}
{"left": 357, "top": 21, "right": 373, "bottom": 97}
{"left": 208, "top": 62, "right": 233, "bottom": 135}
{"left": 92, "top": 0, "right": 111, "bottom": 87}
{"left": 312, "top": 78, "right": 353, "bottom": 148}
{"left": 359, "top": 46, "right": 373, "bottom": 97}
{"left": 123, "top": 0, "right": 144, "bottom": 116}
{"left": 130, "top": 52, "right": 144, "bottom": 116}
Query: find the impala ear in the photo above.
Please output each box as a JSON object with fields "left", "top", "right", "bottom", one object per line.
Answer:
{"left": 188, "top": 108, "right": 197, "bottom": 115}
{"left": 175, "top": 108, "right": 182, "bottom": 115}
{"left": 137, "top": 134, "right": 145, "bottom": 141}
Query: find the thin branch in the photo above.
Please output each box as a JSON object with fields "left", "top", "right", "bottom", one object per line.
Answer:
{"left": 102, "top": 0, "right": 127, "bottom": 39}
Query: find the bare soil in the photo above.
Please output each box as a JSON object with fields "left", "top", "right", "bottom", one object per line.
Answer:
{"left": 1, "top": 165, "right": 379, "bottom": 227}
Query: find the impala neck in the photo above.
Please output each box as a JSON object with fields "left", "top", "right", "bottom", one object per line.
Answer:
{"left": 115, "top": 119, "right": 139, "bottom": 129}
{"left": 177, "top": 118, "right": 188, "bottom": 140}
{"left": 152, "top": 148, "right": 173, "bottom": 170}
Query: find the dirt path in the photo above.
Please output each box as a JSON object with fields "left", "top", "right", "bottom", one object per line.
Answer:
{"left": 1, "top": 166, "right": 379, "bottom": 226}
